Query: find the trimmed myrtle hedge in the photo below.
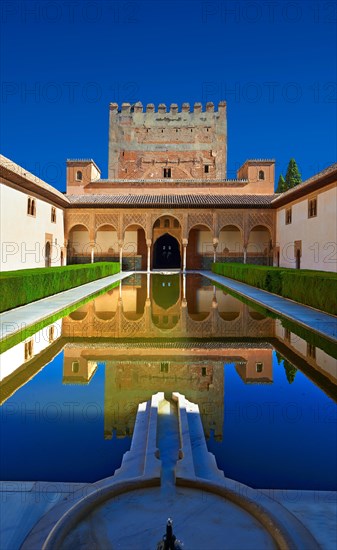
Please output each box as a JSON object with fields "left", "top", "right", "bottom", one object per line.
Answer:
{"left": 0, "top": 262, "right": 120, "bottom": 313}
{"left": 211, "top": 263, "right": 337, "bottom": 316}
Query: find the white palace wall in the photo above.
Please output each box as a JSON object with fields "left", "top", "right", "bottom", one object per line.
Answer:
{"left": 0, "top": 184, "right": 65, "bottom": 271}
{"left": 276, "top": 185, "right": 337, "bottom": 272}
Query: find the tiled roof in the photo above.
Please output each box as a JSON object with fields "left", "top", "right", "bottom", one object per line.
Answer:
{"left": 0, "top": 154, "right": 69, "bottom": 206}
{"left": 67, "top": 194, "right": 276, "bottom": 208}
{"left": 271, "top": 162, "right": 337, "bottom": 206}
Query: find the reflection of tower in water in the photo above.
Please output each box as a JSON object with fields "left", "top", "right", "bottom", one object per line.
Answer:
{"left": 103, "top": 355, "right": 225, "bottom": 441}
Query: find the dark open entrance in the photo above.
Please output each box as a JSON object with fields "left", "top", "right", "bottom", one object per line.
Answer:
{"left": 153, "top": 234, "right": 181, "bottom": 269}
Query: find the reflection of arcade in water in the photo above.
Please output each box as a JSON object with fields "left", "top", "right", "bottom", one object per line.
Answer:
{"left": 1, "top": 273, "right": 336, "bottom": 442}
{"left": 62, "top": 274, "right": 274, "bottom": 339}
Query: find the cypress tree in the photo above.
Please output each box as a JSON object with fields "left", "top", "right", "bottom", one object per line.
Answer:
{"left": 276, "top": 174, "right": 286, "bottom": 193}
{"left": 285, "top": 158, "right": 302, "bottom": 189}
{"left": 283, "top": 360, "right": 297, "bottom": 384}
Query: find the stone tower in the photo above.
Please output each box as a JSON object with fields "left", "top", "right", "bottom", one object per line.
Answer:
{"left": 108, "top": 101, "right": 227, "bottom": 180}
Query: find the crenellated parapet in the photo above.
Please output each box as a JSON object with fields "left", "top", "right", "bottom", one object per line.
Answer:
{"left": 109, "top": 101, "right": 227, "bottom": 115}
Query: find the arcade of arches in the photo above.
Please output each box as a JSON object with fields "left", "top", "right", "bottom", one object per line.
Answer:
{"left": 66, "top": 209, "right": 274, "bottom": 270}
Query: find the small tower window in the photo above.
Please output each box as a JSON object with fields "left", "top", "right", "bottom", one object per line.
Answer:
{"left": 72, "top": 361, "right": 80, "bottom": 373}
{"left": 76, "top": 170, "right": 83, "bottom": 181}
{"left": 51, "top": 207, "right": 56, "bottom": 223}
{"left": 256, "top": 362, "right": 264, "bottom": 373}
{"left": 259, "top": 170, "right": 265, "bottom": 180}
{"left": 160, "top": 362, "right": 169, "bottom": 373}
{"left": 204, "top": 165, "right": 209, "bottom": 174}
{"left": 163, "top": 168, "right": 171, "bottom": 178}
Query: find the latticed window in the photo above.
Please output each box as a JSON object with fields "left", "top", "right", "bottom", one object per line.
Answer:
{"left": 308, "top": 197, "right": 317, "bottom": 218}
{"left": 163, "top": 168, "right": 171, "bottom": 178}
{"left": 24, "top": 339, "right": 33, "bottom": 361}
{"left": 27, "top": 197, "right": 36, "bottom": 216}
{"left": 51, "top": 207, "right": 56, "bottom": 223}
{"left": 285, "top": 208, "right": 292, "bottom": 224}
{"left": 49, "top": 326, "right": 55, "bottom": 343}
{"left": 307, "top": 343, "right": 316, "bottom": 359}
{"left": 259, "top": 170, "right": 265, "bottom": 180}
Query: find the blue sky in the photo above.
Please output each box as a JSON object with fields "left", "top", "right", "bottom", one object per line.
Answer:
{"left": 1, "top": 0, "right": 336, "bottom": 191}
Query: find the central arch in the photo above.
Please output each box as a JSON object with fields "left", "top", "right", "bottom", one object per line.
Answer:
{"left": 153, "top": 233, "right": 181, "bottom": 269}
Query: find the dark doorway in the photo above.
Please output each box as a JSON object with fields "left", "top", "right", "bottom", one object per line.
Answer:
{"left": 296, "top": 249, "right": 301, "bottom": 269}
{"left": 153, "top": 234, "right": 181, "bottom": 269}
{"left": 152, "top": 274, "right": 180, "bottom": 309}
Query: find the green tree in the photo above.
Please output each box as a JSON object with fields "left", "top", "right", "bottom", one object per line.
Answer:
{"left": 285, "top": 158, "right": 302, "bottom": 189}
{"left": 276, "top": 174, "right": 286, "bottom": 193}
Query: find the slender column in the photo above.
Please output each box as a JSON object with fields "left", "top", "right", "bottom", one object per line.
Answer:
{"left": 146, "top": 239, "right": 152, "bottom": 273}
{"left": 211, "top": 291, "right": 218, "bottom": 337}
{"left": 183, "top": 274, "right": 186, "bottom": 301}
{"left": 119, "top": 240, "right": 123, "bottom": 271}
{"left": 147, "top": 272, "right": 150, "bottom": 298}
{"left": 243, "top": 246, "right": 247, "bottom": 264}
{"left": 90, "top": 245, "right": 95, "bottom": 264}
{"left": 213, "top": 238, "right": 219, "bottom": 264}
{"left": 182, "top": 239, "right": 188, "bottom": 272}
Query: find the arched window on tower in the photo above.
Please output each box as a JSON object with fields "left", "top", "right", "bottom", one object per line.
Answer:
{"left": 76, "top": 170, "right": 83, "bottom": 181}
{"left": 259, "top": 170, "right": 265, "bottom": 180}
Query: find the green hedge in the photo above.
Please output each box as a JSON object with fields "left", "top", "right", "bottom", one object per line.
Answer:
{"left": 0, "top": 262, "right": 120, "bottom": 313}
{"left": 211, "top": 263, "right": 337, "bottom": 315}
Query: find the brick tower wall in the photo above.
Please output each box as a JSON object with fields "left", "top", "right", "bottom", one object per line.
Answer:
{"left": 108, "top": 101, "right": 227, "bottom": 180}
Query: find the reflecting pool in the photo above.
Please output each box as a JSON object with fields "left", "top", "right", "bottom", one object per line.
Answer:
{"left": 0, "top": 274, "right": 336, "bottom": 489}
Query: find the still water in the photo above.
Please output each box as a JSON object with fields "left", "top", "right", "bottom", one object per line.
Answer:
{"left": 0, "top": 274, "right": 336, "bottom": 489}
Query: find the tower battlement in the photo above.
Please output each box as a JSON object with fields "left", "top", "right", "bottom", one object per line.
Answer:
{"left": 108, "top": 100, "right": 227, "bottom": 180}
{"left": 109, "top": 100, "right": 227, "bottom": 116}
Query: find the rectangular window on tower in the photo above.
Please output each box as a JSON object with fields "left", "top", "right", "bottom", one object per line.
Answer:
{"left": 204, "top": 165, "right": 209, "bottom": 174}
{"left": 163, "top": 168, "right": 171, "bottom": 178}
